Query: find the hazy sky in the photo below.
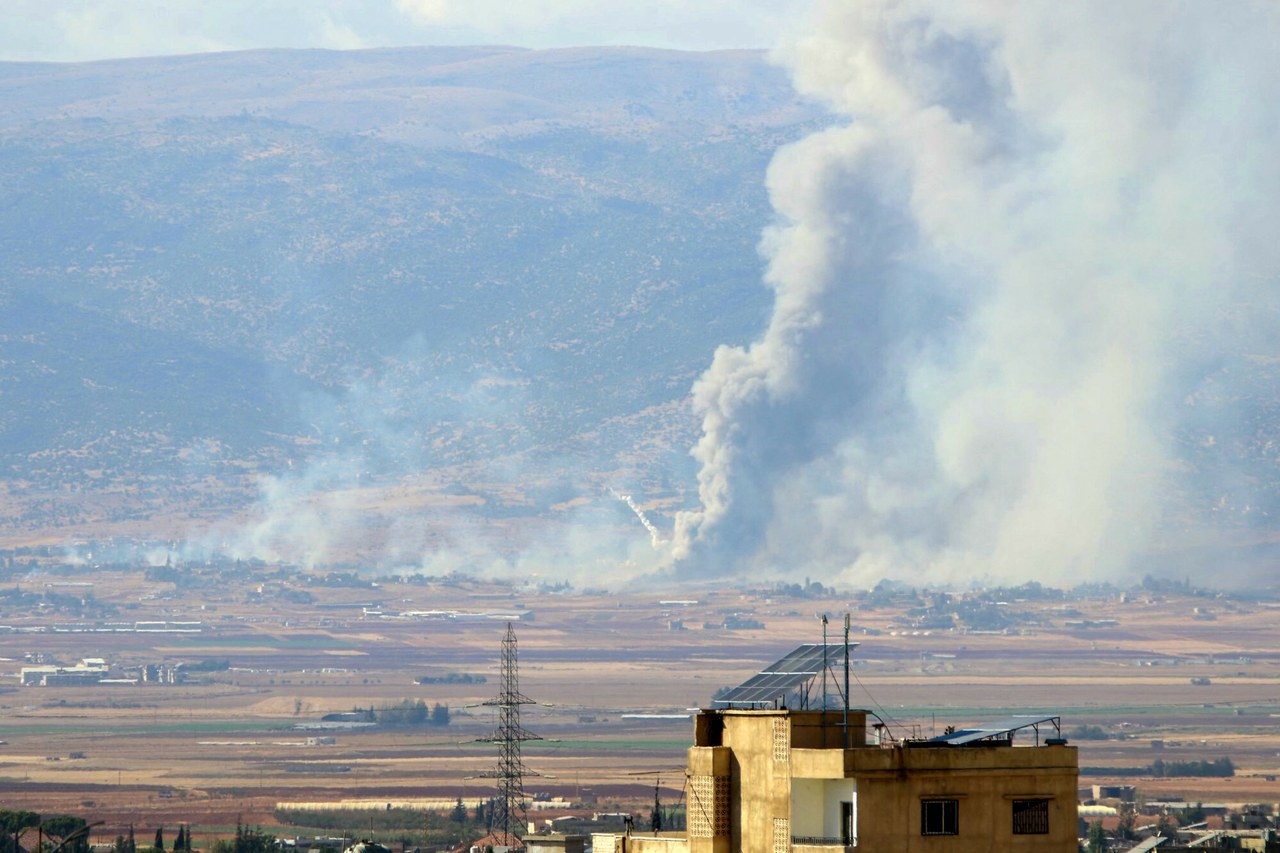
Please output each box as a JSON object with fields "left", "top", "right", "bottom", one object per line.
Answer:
{"left": 3, "top": 0, "right": 817, "bottom": 62}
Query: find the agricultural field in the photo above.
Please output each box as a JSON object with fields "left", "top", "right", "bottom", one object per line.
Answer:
{"left": 1, "top": 560, "right": 1279, "bottom": 843}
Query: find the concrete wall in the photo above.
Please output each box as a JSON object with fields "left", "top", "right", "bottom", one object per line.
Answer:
{"left": 845, "top": 744, "right": 1078, "bottom": 853}
{"left": 790, "top": 778, "right": 856, "bottom": 841}
{"left": 719, "top": 713, "right": 790, "bottom": 853}
{"left": 713, "top": 710, "right": 864, "bottom": 850}
{"left": 627, "top": 835, "right": 691, "bottom": 853}
{"left": 790, "top": 710, "right": 867, "bottom": 750}
{"left": 591, "top": 835, "right": 689, "bottom": 853}
{"left": 686, "top": 746, "right": 730, "bottom": 853}
{"left": 819, "top": 779, "right": 856, "bottom": 841}
{"left": 525, "top": 835, "right": 585, "bottom": 853}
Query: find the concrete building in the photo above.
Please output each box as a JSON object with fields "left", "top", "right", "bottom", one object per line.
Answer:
{"left": 524, "top": 835, "right": 585, "bottom": 853}
{"left": 20, "top": 657, "right": 109, "bottom": 686}
{"left": 595, "top": 644, "right": 1078, "bottom": 853}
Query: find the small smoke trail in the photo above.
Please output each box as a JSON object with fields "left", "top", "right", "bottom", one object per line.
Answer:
{"left": 610, "top": 488, "right": 666, "bottom": 548}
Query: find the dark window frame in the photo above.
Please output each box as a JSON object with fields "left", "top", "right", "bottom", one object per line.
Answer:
{"left": 1012, "top": 798, "right": 1050, "bottom": 835}
{"left": 921, "top": 799, "right": 959, "bottom": 836}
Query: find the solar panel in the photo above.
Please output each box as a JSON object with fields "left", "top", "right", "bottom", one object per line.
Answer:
{"left": 714, "top": 643, "right": 858, "bottom": 707}
{"left": 929, "top": 715, "right": 1061, "bottom": 745}
{"left": 1124, "top": 839, "right": 1166, "bottom": 853}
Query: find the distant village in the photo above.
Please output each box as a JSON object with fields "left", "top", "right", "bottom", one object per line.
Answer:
{"left": 2, "top": 541, "right": 1279, "bottom": 852}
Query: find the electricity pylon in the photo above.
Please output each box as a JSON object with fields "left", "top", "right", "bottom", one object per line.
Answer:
{"left": 476, "top": 622, "right": 541, "bottom": 841}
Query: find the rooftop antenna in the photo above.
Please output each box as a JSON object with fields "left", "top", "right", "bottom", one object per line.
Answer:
{"left": 843, "top": 613, "right": 851, "bottom": 749}
{"left": 652, "top": 776, "right": 663, "bottom": 832}
{"left": 821, "top": 613, "right": 829, "bottom": 725}
{"left": 629, "top": 771, "right": 669, "bottom": 833}
{"left": 477, "top": 622, "right": 541, "bottom": 842}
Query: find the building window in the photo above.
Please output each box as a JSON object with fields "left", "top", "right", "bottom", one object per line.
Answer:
{"left": 1012, "top": 799, "right": 1050, "bottom": 835}
{"left": 921, "top": 799, "right": 959, "bottom": 836}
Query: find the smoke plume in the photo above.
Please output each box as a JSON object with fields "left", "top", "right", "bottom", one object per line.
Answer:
{"left": 611, "top": 487, "right": 666, "bottom": 548}
{"left": 673, "top": 1, "right": 1280, "bottom": 586}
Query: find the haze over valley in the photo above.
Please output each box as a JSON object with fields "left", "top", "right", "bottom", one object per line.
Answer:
{"left": 0, "top": 46, "right": 823, "bottom": 578}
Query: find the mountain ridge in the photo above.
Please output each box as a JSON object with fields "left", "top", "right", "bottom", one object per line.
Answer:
{"left": 0, "top": 46, "right": 827, "bottom": 566}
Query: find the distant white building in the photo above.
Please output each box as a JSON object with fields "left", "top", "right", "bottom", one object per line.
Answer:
{"left": 21, "top": 657, "right": 109, "bottom": 686}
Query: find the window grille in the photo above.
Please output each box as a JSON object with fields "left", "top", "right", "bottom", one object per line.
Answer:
{"left": 1012, "top": 798, "right": 1050, "bottom": 834}
{"left": 921, "top": 799, "right": 959, "bottom": 836}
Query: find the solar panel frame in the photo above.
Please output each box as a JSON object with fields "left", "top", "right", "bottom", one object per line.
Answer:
{"left": 929, "top": 714, "right": 1061, "bottom": 745}
{"left": 714, "top": 643, "right": 859, "bottom": 707}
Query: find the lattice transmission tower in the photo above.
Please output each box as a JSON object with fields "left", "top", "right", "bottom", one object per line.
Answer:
{"left": 477, "top": 622, "right": 541, "bottom": 841}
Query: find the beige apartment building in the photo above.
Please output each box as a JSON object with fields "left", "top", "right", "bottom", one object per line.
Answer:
{"left": 595, "top": 646, "right": 1078, "bottom": 853}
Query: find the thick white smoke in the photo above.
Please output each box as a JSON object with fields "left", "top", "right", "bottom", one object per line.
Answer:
{"left": 672, "top": 1, "right": 1280, "bottom": 585}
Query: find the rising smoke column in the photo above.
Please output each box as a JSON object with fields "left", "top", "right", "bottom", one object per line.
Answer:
{"left": 672, "top": 1, "right": 1280, "bottom": 585}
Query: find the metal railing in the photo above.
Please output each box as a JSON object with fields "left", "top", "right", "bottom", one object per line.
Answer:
{"left": 791, "top": 836, "right": 856, "bottom": 848}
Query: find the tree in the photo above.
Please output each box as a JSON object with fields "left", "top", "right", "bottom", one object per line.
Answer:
{"left": 451, "top": 798, "right": 467, "bottom": 823}
{"left": 128, "top": 825, "right": 137, "bottom": 853}
{"left": 1087, "top": 820, "right": 1108, "bottom": 853}
{"left": 473, "top": 801, "right": 486, "bottom": 825}
{"left": 431, "top": 703, "right": 450, "bottom": 727}
{"left": 0, "top": 811, "right": 41, "bottom": 853}
{"left": 240, "top": 826, "right": 276, "bottom": 853}
{"left": 40, "top": 816, "right": 90, "bottom": 853}
{"left": 1070, "top": 725, "right": 1109, "bottom": 740}
{"left": 377, "top": 699, "right": 428, "bottom": 726}
{"left": 214, "top": 818, "right": 274, "bottom": 853}
{"left": 155, "top": 828, "right": 164, "bottom": 852}
{"left": 1155, "top": 812, "right": 1178, "bottom": 839}
{"left": 1116, "top": 807, "right": 1136, "bottom": 841}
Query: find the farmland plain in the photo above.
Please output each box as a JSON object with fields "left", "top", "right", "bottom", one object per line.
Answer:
{"left": 1, "top": 561, "right": 1279, "bottom": 840}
